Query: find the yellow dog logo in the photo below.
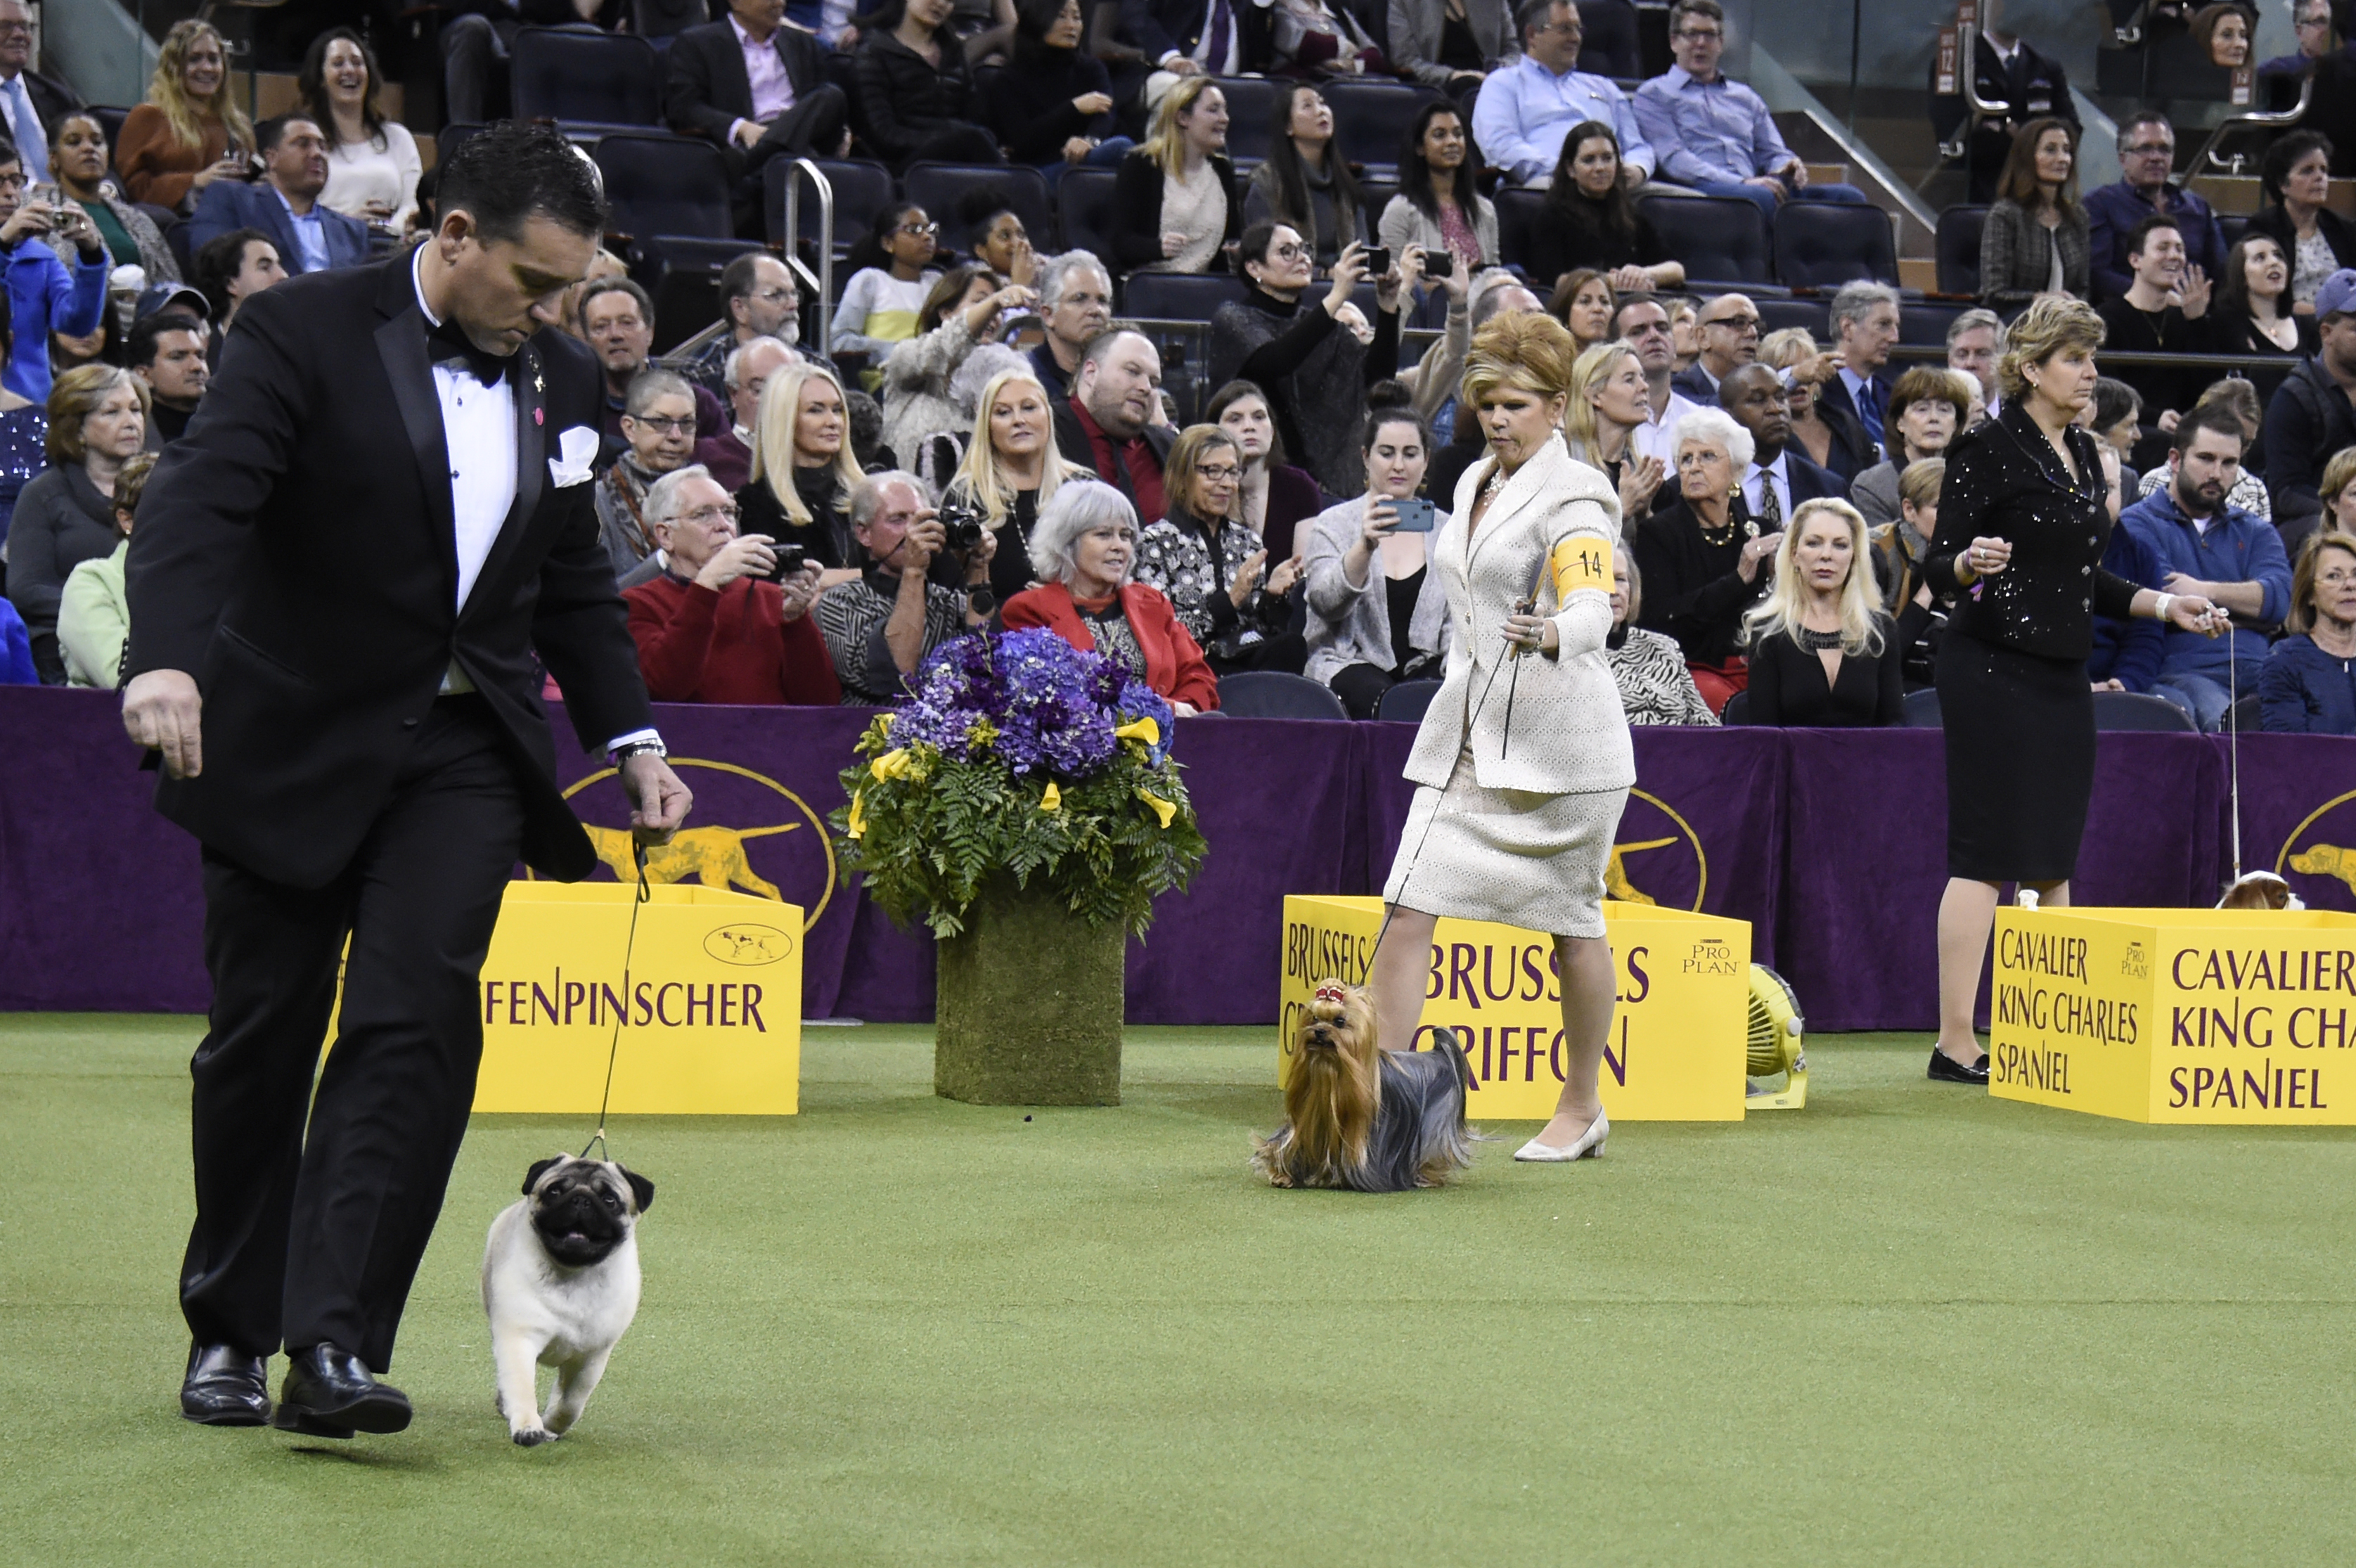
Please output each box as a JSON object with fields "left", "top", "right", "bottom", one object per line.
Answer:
{"left": 584, "top": 823, "right": 802, "bottom": 901}
{"left": 2289, "top": 843, "right": 2356, "bottom": 895}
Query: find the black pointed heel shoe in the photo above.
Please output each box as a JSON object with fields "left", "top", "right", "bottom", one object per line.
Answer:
{"left": 1927, "top": 1046, "right": 1990, "bottom": 1085}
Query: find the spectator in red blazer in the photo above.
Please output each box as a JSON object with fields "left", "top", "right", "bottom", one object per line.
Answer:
{"left": 1000, "top": 479, "right": 1221, "bottom": 713}
{"left": 623, "top": 465, "right": 842, "bottom": 705}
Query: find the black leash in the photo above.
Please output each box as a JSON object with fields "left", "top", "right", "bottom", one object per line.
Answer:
{"left": 581, "top": 842, "right": 651, "bottom": 1162}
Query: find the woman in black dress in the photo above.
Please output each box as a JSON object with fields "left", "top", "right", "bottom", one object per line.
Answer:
{"left": 1922, "top": 297, "right": 2225, "bottom": 1084}
{"left": 1734, "top": 499, "right": 1903, "bottom": 726}
{"left": 1633, "top": 405, "right": 1776, "bottom": 716}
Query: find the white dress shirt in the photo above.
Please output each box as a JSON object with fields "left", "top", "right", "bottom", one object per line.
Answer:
{"left": 729, "top": 15, "right": 797, "bottom": 145}
{"left": 1630, "top": 387, "right": 1705, "bottom": 466}
{"left": 1741, "top": 450, "right": 1791, "bottom": 526}
{"left": 411, "top": 250, "right": 659, "bottom": 754}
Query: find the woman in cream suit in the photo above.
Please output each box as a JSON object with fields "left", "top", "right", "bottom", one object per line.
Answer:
{"left": 1365, "top": 312, "right": 1636, "bottom": 1164}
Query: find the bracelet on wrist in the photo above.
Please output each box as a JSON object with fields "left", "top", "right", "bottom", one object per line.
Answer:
{"left": 2154, "top": 592, "right": 2175, "bottom": 622}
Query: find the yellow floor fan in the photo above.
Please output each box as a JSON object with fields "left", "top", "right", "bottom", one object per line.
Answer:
{"left": 1746, "top": 964, "right": 1807, "bottom": 1110}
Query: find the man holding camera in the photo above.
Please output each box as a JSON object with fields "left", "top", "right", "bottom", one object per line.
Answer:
{"left": 814, "top": 470, "right": 995, "bottom": 705}
{"left": 623, "top": 465, "right": 841, "bottom": 705}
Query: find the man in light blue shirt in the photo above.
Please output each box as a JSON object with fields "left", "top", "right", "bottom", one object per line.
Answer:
{"left": 186, "top": 115, "right": 371, "bottom": 276}
{"left": 1472, "top": 0, "right": 1654, "bottom": 188}
{"left": 1633, "top": 0, "right": 1867, "bottom": 220}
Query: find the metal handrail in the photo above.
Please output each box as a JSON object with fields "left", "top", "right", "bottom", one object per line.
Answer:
{"left": 2192, "top": 71, "right": 2315, "bottom": 175}
{"left": 782, "top": 158, "right": 836, "bottom": 352}
{"left": 1958, "top": 23, "right": 2010, "bottom": 120}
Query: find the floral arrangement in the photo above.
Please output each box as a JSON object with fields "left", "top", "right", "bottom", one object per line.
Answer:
{"left": 833, "top": 629, "right": 1208, "bottom": 939}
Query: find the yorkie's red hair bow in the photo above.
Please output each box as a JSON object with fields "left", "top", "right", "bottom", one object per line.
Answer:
{"left": 1313, "top": 984, "right": 1346, "bottom": 1003}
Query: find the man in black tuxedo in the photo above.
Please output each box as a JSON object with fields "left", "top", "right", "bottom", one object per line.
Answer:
{"left": 1926, "top": 0, "right": 2078, "bottom": 203}
{"left": 123, "top": 122, "right": 692, "bottom": 1439}
{"left": 666, "top": 0, "right": 851, "bottom": 229}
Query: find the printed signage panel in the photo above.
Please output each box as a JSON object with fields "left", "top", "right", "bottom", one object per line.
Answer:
{"left": 1990, "top": 907, "right": 2356, "bottom": 1124}
{"left": 1278, "top": 895, "right": 1750, "bottom": 1121}
{"left": 453, "top": 882, "right": 801, "bottom": 1115}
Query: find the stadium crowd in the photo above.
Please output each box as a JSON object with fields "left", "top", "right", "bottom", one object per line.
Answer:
{"left": 0, "top": 0, "right": 2351, "bottom": 733}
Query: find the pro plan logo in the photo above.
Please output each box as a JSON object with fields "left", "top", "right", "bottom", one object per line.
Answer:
{"left": 546, "top": 758, "right": 837, "bottom": 928}
{"left": 2122, "top": 941, "right": 2150, "bottom": 980}
{"left": 1683, "top": 936, "right": 1739, "bottom": 977}
{"left": 1606, "top": 788, "right": 1708, "bottom": 911}
{"left": 704, "top": 923, "right": 793, "bottom": 966}
{"left": 2275, "top": 789, "right": 2356, "bottom": 913}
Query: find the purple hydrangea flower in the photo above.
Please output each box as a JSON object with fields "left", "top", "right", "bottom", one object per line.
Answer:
{"left": 895, "top": 629, "right": 1163, "bottom": 778}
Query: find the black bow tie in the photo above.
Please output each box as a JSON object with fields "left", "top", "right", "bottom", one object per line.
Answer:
{"left": 426, "top": 313, "right": 513, "bottom": 386}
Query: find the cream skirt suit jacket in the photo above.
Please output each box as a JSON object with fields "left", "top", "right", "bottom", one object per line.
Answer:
{"left": 1382, "top": 435, "right": 1635, "bottom": 938}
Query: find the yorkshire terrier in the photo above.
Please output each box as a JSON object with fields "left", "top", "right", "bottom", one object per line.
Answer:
{"left": 2217, "top": 870, "right": 2303, "bottom": 911}
{"left": 1254, "top": 981, "right": 1475, "bottom": 1192}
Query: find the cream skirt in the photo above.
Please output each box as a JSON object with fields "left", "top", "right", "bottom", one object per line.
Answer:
{"left": 1381, "top": 746, "right": 1628, "bottom": 939}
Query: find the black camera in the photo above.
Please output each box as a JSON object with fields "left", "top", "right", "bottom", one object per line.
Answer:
{"left": 761, "top": 541, "right": 809, "bottom": 581}
{"left": 944, "top": 518, "right": 984, "bottom": 550}
{"left": 1424, "top": 252, "right": 1453, "bottom": 280}
{"left": 1363, "top": 246, "right": 1391, "bottom": 275}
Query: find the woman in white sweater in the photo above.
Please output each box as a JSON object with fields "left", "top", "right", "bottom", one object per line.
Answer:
{"left": 300, "top": 29, "right": 420, "bottom": 230}
{"left": 1363, "top": 311, "right": 1633, "bottom": 1164}
{"left": 879, "top": 264, "right": 1038, "bottom": 494}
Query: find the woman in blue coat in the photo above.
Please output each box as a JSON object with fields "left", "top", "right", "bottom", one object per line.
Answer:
{"left": 2260, "top": 532, "right": 2356, "bottom": 733}
{"left": 0, "top": 145, "right": 108, "bottom": 403}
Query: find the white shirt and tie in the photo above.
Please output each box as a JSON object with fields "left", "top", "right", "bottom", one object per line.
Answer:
{"left": 1629, "top": 388, "right": 1706, "bottom": 467}
{"left": 1161, "top": 0, "right": 1242, "bottom": 75}
{"left": 0, "top": 70, "right": 45, "bottom": 184}
{"left": 412, "top": 248, "right": 657, "bottom": 752}
{"left": 1741, "top": 451, "right": 1793, "bottom": 529}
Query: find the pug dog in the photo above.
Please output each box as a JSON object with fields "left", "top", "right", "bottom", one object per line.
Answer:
{"left": 481, "top": 1152, "right": 654, "bottom": 1446}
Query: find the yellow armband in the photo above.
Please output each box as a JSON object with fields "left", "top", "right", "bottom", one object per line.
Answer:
{"left": 1548, "top": 536, "right": 1612, "bottom": 604}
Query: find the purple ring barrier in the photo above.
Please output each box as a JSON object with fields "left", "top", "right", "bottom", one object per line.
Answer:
{"left": 4, "top": 686, "right": 2352, "bottom": 1031}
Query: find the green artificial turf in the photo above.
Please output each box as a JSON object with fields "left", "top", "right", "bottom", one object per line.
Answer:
{"left": 6, "top": 1014, "right": 2356, "bottom": 1566}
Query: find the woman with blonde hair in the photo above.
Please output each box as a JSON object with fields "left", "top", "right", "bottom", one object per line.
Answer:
{"left": 1112, "top": 77, "right": 1238, "bottom": 274}
{"left": 117, "top": 20, "right": 254, "bottom": 212}
{"left": 939, "top": 367, "right": 1082, "bottom": 603}
{"left": 877, "top": 262, "right": 1035, "bottom": 492}
{"left": 1562, "top": 339, "right": 1663, "bottom": 525}
{"left": 1363, "top": 310, "right": 1633, "bottom": 1164}
{"left": 1922, "top": 294, "right": 2225, "bottom": 1084}
{"left": 738, "top": 361, "right": 867, "bottom": 584}
{"left": 1732, "top": 497, "right": 1901, "bottom": 726}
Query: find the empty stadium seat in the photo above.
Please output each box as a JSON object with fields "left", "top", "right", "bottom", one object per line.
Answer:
{"left": 437, "top": 121, "right": 490, "bottom": 168}
{"left": 87, "top": 104, "right": 129, "bottom": 162}
{"left": 2220, "top": 212, "right": 2251, "bottom": 250}
{"left": 1771, "top": 201, "right": 1898, "bottom": 290}
{"left": 510, "top": 27, "right": 663, "bottom": 136}
{"left": 1214, "top": 76, "right": 1280, "bottom": 168}
{"left": 1899, "top": 299, "right": 1966, "bottom": 347}
{"left": 2092, "top": 690, "right": 2199, "bottom": 732}
{"left": 1217, "top": 671, "right": 1350, "bottom": 719}
{"left": 903, "top": 162, "right": 1053, "bottom": 256}
{"left": 1375, "top": 679, "right": 1440, "bottom": 723}
{"left": 766, "top": 157, "right": 894, "bottom": 255}
{"left": 1756, "top": 296, "right": 1824, "bottom": 337}
{"left": 636, "top": 236, "right": 765, "bottom": 352}
{"left": 1720, "top": 690, "right": 1751, "bottom": 724}
{"left": 1359, "top": 174, "right": 1398, "bottom": 229}
{"left": 1322, "top": 82, "right": 1443, "bottom": 179}
{"left": 631, "top": 0, "right": 706, "bottom": 40}
{"left": 1121, "top": 271, "right": 1247, "bottom": 320}
{"left": 1901, "top": 688, "right": 1943, "bottom": 727}
{"left": 1058, "top": 166, "right": 1119, "bottom": 264}
{"left": 1934, "top": 205, "right": 1989, "bottom": 297}
{"left": 1637, "top": 191, "right": 1770, "bottom": 286}
{"left": 596, "top": 134, "right": 733, "bottom": 241}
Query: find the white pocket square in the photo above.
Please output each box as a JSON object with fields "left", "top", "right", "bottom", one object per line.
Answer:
{"left": 549, "top": 425, "right": 600, "bottom": 488}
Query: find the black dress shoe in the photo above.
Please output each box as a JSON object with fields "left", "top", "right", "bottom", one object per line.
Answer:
{"left": 1927, "top": 1046, "right": 1990, "bottom": 1085}
{"left": 271, "top": 1342, "right": 412, "bottom": 1437}
{"left": 181, "top": 1342, "right": 271, "bottom": 1425}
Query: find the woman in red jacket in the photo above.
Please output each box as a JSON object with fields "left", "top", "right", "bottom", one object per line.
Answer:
{"left": 1001, "top": 479, "right": 1221, "bottom": 713}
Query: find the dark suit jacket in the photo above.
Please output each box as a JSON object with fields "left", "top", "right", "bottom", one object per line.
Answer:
{"left": 1815, "top": 369, "right": 1890, "bottom": 445}
{"left": 1812, "top": 397, "right": 1877, "bottom": 482}
{"left": 1118, "top": 0, "right": 1274, "bottom": 70}
{"left": 1928, "top": 34, "right": 2077, "bottom": 143}
{"left": 1734, "top": 447, "right": 1847, "bottom": 527}
{"left": 11, "top": 66, "right": 83, "bottom": 142}
{"left": 185, "top": 179, "right": 373, "bottom": 275}
{"left": 663, "top": 17, "right": 832, "bottom": 146}
{"left": 124, "top": 259, "right": 654, "bottom": 889}
{"left": 1670, "top": 364, "right": 1718, "bottom": 406}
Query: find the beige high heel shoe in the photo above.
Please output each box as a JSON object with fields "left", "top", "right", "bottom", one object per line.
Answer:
{"left": 1512, "top": 1108, "right": 1608, "bottom": 1163}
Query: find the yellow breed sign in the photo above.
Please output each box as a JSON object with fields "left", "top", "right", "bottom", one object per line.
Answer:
{"left": 468, "top": 881, "right": 802, "bottom": 1115}
{"left": 1990, "top": 907, "right": 2356, "bottom": 1124}
{"left": 1278, "top": 895, "right": 1750, "bottom": 1121}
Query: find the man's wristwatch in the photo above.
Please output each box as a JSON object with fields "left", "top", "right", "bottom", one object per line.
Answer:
{"left": 965, "top": 584, "right": 996, "bottom": 616}
{"left": 611, "top": 739, "right": 668, "bottom": 764}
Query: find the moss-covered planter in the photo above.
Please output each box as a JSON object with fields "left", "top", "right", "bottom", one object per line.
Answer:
{"left": 934, "top": 877, "right": 1125, "bottom": 1105}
